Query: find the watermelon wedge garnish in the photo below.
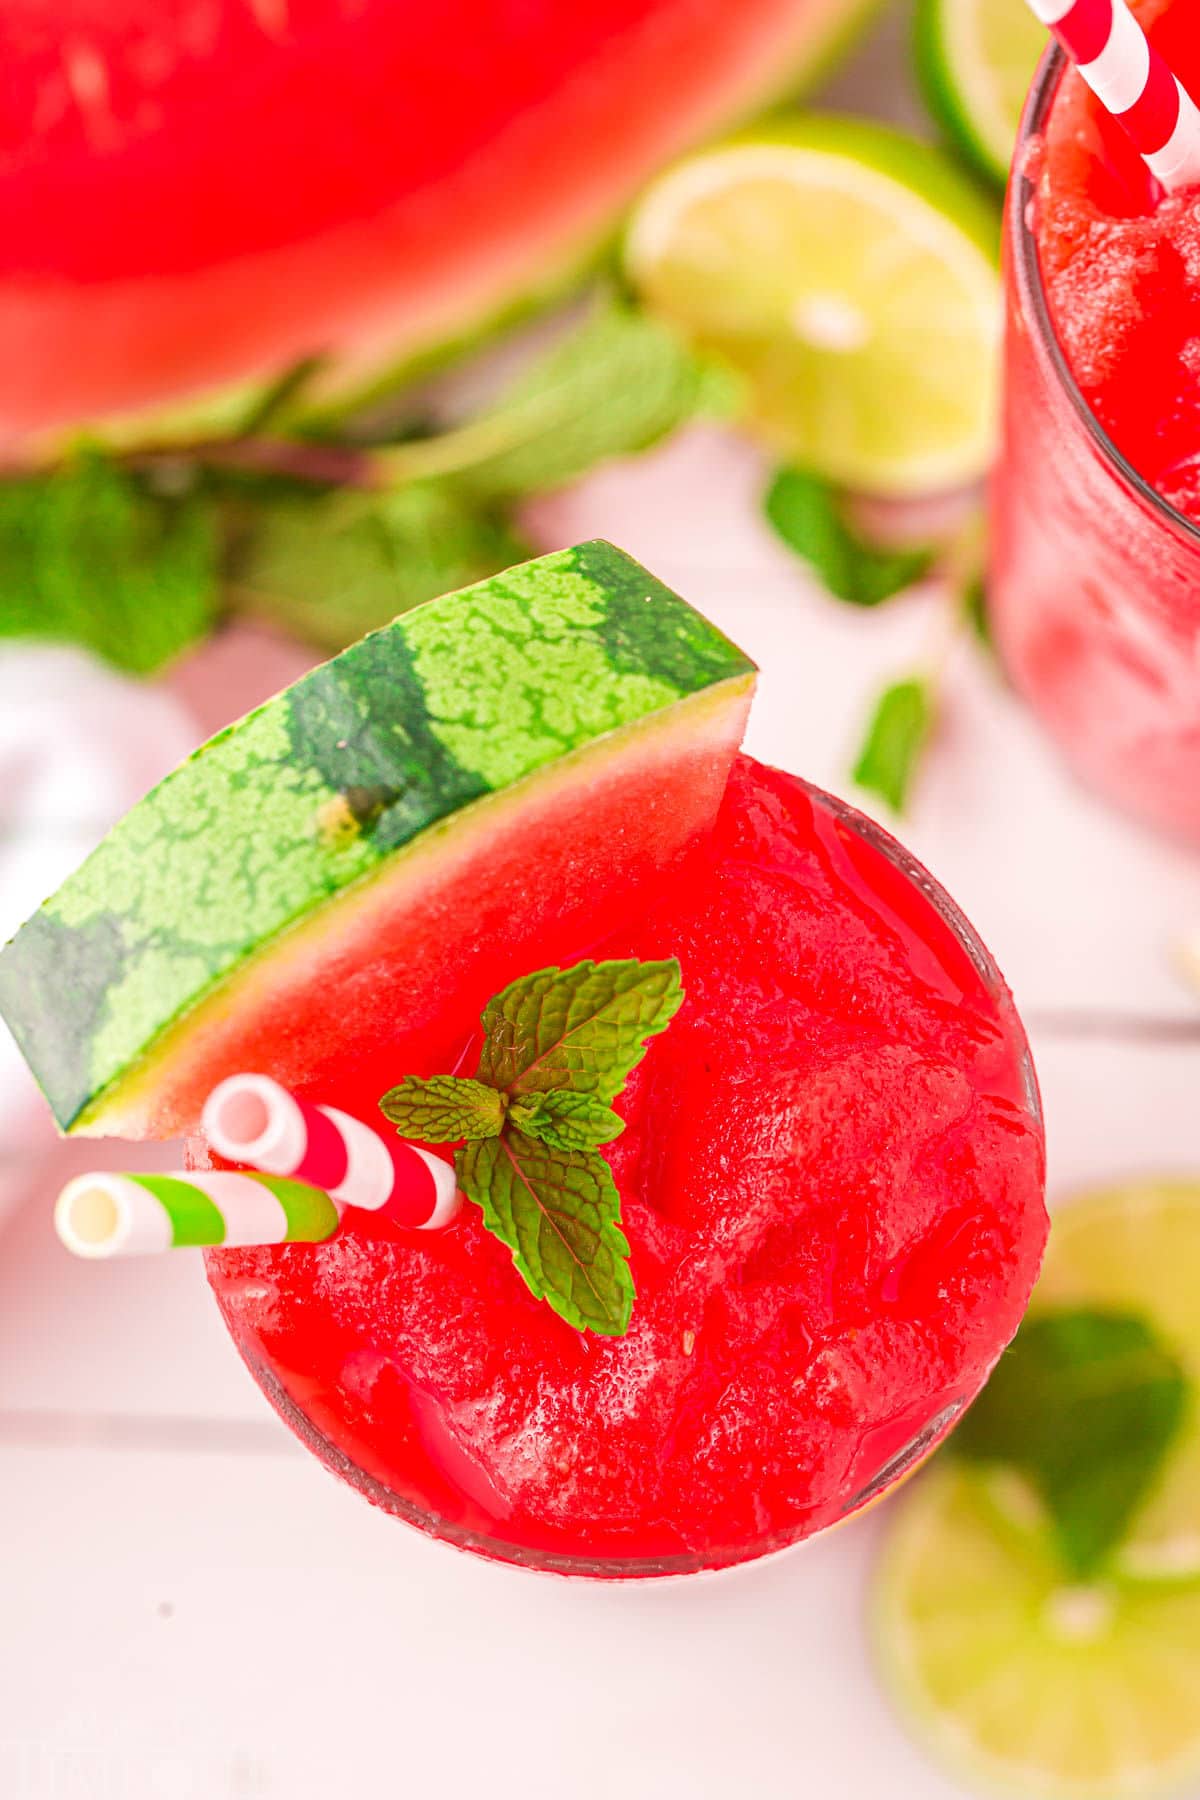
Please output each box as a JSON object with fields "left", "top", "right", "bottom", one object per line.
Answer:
{"left": 0, "top": 541, "right": 755, "bottom": 1137}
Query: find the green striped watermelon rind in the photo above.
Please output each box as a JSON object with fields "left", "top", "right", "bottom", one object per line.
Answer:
{"left": 0, "top": 540, "right": 755, "bottom": 1134}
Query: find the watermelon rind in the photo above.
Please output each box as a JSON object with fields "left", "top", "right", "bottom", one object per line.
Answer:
{"left": 0, "top": 541, "right": 755, "bottom": 1135}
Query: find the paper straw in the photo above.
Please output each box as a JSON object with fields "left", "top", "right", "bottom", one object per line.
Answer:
{"left": 202, "top": 1073, "right": 462, "bottom": 1231}
{"left": 55, "top": 1170, "right": 340, "bottom": 1260}
{"left": 1028, "top": 0, "right": 1200, "bottom": 190}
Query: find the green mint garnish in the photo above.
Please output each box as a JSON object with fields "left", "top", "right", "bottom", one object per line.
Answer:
{"left": 458, "top": 1130, "right": 634, "bottom": 1337}
{"left": 952, "top": 1308, "right": 1189, "bottom": 1579}
{"left": 476, "top": 956, "right": 684, "bottom": 1100}
{"left": 764, "top": 465, "right": 934, "bottom": 608}
{"left": 380, "top": 956, "right": 684, "bottom": 1336}
{"left": 379, "top": 1074, "right": 505, "bottom": 1143}
{"left": 507, "top": 1091, "right": 625, "bottom": 1151}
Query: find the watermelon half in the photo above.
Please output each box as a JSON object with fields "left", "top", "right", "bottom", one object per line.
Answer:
{"left": 0, "top": 542, "right": 755, "bottom": 1138}
{"left": 0, "top": 0, "right": 874, "bottom": 441}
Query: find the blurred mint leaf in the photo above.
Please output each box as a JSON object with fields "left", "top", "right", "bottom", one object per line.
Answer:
{"left": 508, "top": 1090, "right": 625, "bottom": 1151}
{"left": 953, "top": 1310, "right": 1188, "bottom": 1578}
{"left": 456, "top": 1130, "right": 634, "bottom": 1335}
{"left": 964, "top": 571, "right": 991, "bottom": 645}
{"left": 852, "top": 677, "right": 933, "bottom": 813}
{"left": 476, "top": 957, "right": 685, "bottom": 1102}
{"left": 227, "top": 480, "right": 528, "bottom": 653}
{"left": 379, "top": 1074, "right": 504, "bottom": 1143}
{"left": 0, "top": 453, "right": 217, "bottom": 676}
{"left": 388, "top": 294, "right": 737, "bottom": 500}
{"left": 764, "top": 467, "right": 934, "bottom": 606}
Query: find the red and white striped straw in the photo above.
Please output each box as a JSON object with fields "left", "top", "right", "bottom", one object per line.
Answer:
{"left": 203, "top": 1074, "right": 462, "bottom": 1231}
{"left": 1028, "top": 0, "right": 1200, "bottom": 190}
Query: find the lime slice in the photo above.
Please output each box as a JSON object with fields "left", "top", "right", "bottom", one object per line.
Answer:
{"left": 876, "top": 1465, "right": 1200, "bottom": 1799}
{"left": 915, "top": 0, "right": 1047, "bottom": 187}
{"left": 623, "top": 116, "right": 1001, "bottom": 497}
{"left": 1016, "top": 1180, "right": 1200, "bottom": 1583}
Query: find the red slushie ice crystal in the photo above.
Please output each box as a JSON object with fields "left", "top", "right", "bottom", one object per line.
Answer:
{"left": 205, "top": 758, "right": 1047, "bottom": 1576}
{"left": 990, "top": 0, "right": 1200, "bottom": 841}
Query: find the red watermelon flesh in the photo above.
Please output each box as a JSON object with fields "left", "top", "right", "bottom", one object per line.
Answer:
{"left": 0, "top": 0, "right": 865, "bottom": 439}
{"left": 205, "top": 757, "right": 1047, "bottom": 1574}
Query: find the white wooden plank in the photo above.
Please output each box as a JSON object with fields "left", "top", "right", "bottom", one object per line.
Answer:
{"left": 0, "top": 1441, "right": 956, "bottom": 1800}
{"left": 1035, "top": 1030, "right": 1200, "bottom": 1200}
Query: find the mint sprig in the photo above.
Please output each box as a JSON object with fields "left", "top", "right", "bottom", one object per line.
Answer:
{"left": 0, "top": 289, "right": 724, "bottom": 672}
{"left": 952, "top": 1308, "right": 1188, "bottom": 1578}
{"left": 380, "top": 957, "right": 684, "bottom": 1335}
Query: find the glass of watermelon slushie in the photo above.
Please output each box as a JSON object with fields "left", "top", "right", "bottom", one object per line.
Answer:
{"left": 0, "top": 543, "right": 1046, "bottom": 1577}
{"left": 203, "top": 757, "right": 1045, "bottom": 1575}
{"left": 990, "top": 9, "right": 1200, "bottom": 843}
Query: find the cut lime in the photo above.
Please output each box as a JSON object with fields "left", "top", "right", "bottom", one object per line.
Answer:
{"left": 1015, "top": 1181, "right": 1200, "bottom": 1583}
{"left": 876, "top": 1465, "right": 1200, "bottom": 1799}
{"left": 915, "top": 0, "right": 1047, "bottom": 188}
{"left": 623, "top": 116, "right": 1001, "bottom": 497}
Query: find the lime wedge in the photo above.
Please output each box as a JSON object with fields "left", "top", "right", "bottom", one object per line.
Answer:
{"left": 876, "top": 1465, "right": 1200, "bottom": 1799}
{"left": 623, "top": 117, "right": 1001, "bottom": 497}
{"left": 915, "top": 0, "right": 1047, "bottom": 187}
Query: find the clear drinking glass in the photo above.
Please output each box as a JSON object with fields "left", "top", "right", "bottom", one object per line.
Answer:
{"left": 990, "top": 48, "right": 1200, "bottom": 845}
{"left": 206, "top": 780, "right": 1044, "bottom": 1579}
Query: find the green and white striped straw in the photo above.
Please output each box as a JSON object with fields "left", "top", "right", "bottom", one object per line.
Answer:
{"left": 55, "top": 1170, "right": 340, "bottom": 1260}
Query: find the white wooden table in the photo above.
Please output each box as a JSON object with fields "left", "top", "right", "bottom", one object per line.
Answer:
{"left": 4, "top": 24, "right": 1200, "bottom": 1798}
{"left": 2, "top": 426, "right": 1199, "bottom": 1800}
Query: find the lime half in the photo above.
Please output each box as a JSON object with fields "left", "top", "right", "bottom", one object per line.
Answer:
{"left": 915, "top": 0, "right": 1046, "bottom": 187}
{"left": 876, "top": 1465, "right": 1200, "bottom": 1799}
{"left": 624, "top": 117, "right": 1001, "bottom": 497}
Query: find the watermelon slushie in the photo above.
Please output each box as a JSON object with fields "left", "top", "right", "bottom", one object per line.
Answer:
{"left": 991, "top": 3, "right": 1200, "bottom": 841}
{"left": 204, "top": 756, "right": 1046, "bottom": 1575}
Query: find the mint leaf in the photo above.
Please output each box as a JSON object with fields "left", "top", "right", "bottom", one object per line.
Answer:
{"left": 964, "top": 572, "right": 991, "bottom": 646}
{"left": 764, "top": 467, "right": 934, "bottom": 606}
{"left": 456, "top": 1131, "right": 634, "bottom": 1335}
{"left": 509, "top": 1091, "right": 625, "bottom": 1151}
{"left": 476, "top": 957, "right": 684, "bottom": 1103}
{"left": 379, "top": 1074, "right": 504, "bottom": 1143}
{"left": 953, "top": 1309, "right": 1188, "bottom": 1578}
{"left": 387, "top": 294, "right": 736, "bottom": 501}
{"left": 228, "top": 480, "right": 527, "bottom": 653}
{"left": 461, "top": 294, "right": 736, "bottom": 498}
{"left": 0, "top": 452, "right": 217, "bottom": 675}
{"left": 852, "top": 678, "right": 933, "bottom": 813}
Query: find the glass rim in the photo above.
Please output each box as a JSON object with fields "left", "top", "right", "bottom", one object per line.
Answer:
{"left": 1014, "top": 43, "right": 1200, "bottom": 550}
